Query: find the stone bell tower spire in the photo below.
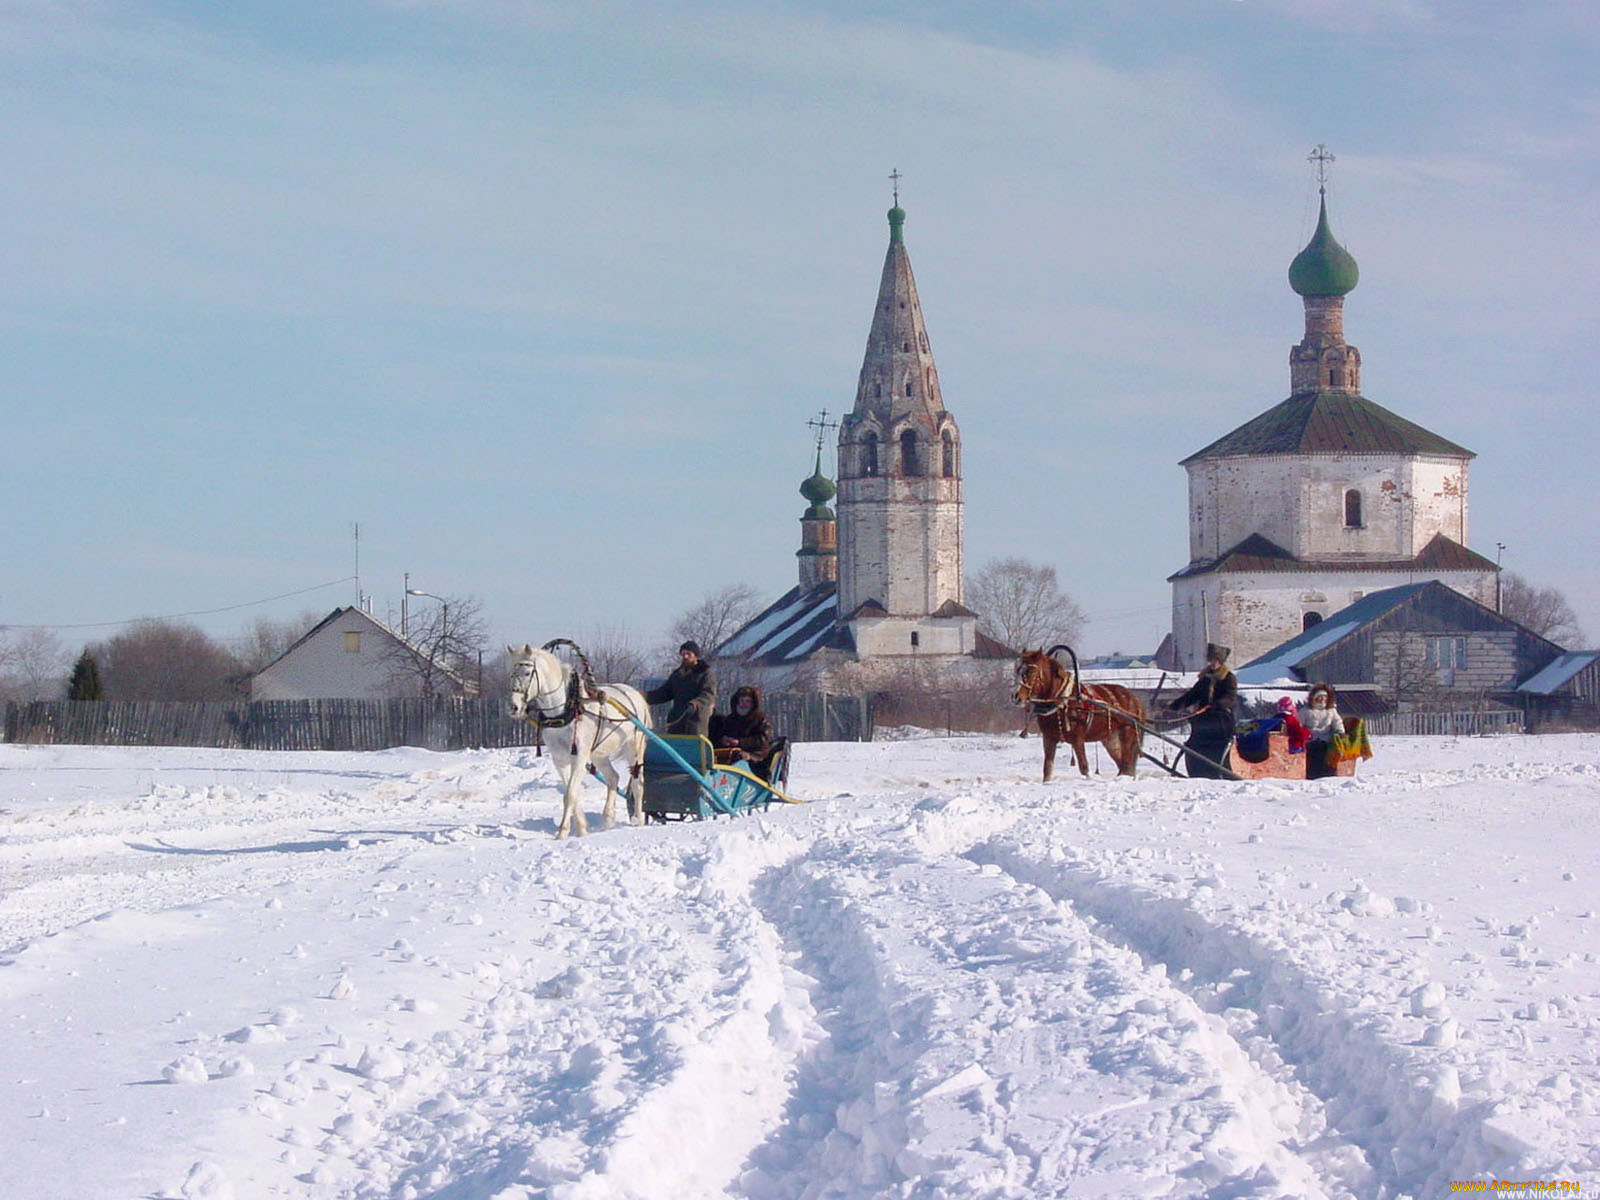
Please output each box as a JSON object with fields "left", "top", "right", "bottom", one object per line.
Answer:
{"left": 836, "top": 182, "right": 972, "bottom": 658}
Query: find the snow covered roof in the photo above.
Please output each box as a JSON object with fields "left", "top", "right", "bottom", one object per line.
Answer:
{"left": 713, "top": 583, "right": 851, "bottom": 666}
{"left": 1516, "top": 650, "right": 1600, "bottom": 695}
{"left": 1232, "top": 582, "right": 1431, "bottom": 686}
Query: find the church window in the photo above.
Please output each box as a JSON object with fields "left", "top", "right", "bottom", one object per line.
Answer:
{"left": 903, "top": 341, "right": 910, "bottom": 352}
{"left": 861, "top": 433, "right": 879, "bottom": 477}
{"left": 905, "top": 380, "right": 913, "bottom": 397}
{"left": 1344, "top": 489, "right": 1363, "bottom": 528}
{"left": 910, "top": 631, "right": 920, "bottom": 649}
{"left": 1302, "top": 612, "right": 1323, "bottom": 632}
{"left": 874, "top": 383, "right": 881, "bottom": 398}
{"left": 941, "top": 431, "right": 956, "bottom": 478}
{"left": 900, "top": 430, "right": 920, "bottom": 476}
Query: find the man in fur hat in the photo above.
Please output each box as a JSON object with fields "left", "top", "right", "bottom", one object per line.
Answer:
{"left": 645, "top": 641, "right": 717, "bottom": 737}
{"left": 1167, "top": 643, "right": 1238, "bottom": 779}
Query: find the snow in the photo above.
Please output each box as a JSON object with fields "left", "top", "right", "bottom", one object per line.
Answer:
{"left": 2, "top": 734, "right": 1597, "bottom": 1199}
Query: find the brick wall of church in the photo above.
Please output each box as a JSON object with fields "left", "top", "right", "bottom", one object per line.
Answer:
{"left": 1187, "top": 453, "right": 1469, "bottom": 563}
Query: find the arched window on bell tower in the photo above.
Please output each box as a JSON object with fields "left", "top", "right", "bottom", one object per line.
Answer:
{"left": 941, "top": 430, "right": 956, "bottom": 478}
{"left": 861, "top": 432, "right": 879, "bottom": 477}
{"left": 1344, "top": 488, "right": 1363, "bottom": 528}
{"left": 900, "top": 430, "right": 919, "bottom": 476}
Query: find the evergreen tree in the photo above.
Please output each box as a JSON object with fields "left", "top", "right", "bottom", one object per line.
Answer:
{"left": 67, "top": 650, "right": 104, "bottom": 701}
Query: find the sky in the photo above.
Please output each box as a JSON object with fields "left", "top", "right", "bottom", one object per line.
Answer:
{"left": 4, "top": 0, "right": 1598, "bottom": 662}
{"left": 4, "top": 733, "right": 1598, "bottom": 1196}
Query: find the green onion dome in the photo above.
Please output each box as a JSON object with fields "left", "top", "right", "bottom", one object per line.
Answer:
{"left": 800, "top": 449, "right": 836, "bottom": 517}
{"left": 1288, "top": 194, "right": 1360, "bottom": 297}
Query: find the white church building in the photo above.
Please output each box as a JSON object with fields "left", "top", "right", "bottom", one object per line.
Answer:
{"left": 1168, "top": 183, "right": 1498, "bottom": 670}
{"left": 716, "top": 199, "right": 1007, "bottom": 686}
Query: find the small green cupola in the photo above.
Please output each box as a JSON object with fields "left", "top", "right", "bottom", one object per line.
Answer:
{"left": 1289, "top": 193, "right": 1359, "bottom": 297}
{"left": 800, "top": 447, "right": 836, "bottom": 519}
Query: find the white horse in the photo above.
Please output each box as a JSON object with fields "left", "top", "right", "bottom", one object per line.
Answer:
{"left": 506, "top": 643, "right": 651, "bottom": 838}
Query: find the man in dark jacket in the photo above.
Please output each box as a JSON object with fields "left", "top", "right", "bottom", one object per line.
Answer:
{"left": 645, "top": 641, "right": 717, "bottom": 737}
{"left": 1167, "top": 643, "right": 1238, "bottom": 779}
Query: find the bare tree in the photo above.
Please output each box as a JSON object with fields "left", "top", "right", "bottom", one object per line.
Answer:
{"left": 1500, "top": 573, "right": 1585, "bottom": 647}
{"left": 668, "top": 583, "right": 763, "bottom": 657}
{"left": 233, "top": 610, "right": 324, "bottom": 676}
{"left": 387, "top": 595, "right": 489, "bottom": 697}
{"left": 91, "top": 620, "right": 243, "bottom": 701}
{"left": 0, "top": 627, "right": 70, "bottom": 701}
{"left": 578, "top": 624, "right": 654, "bottom": 686}
{"left": 965, "top": 557, "right": 1087, "bottom": 653}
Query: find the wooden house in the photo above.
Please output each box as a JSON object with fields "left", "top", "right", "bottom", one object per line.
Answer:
{"left": 1234, "top": 580, "right": 1567, "bottom": 716}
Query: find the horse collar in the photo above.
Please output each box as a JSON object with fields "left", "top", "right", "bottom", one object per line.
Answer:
{"left": 529, "top": 670, "right": 585, "bottom": 730}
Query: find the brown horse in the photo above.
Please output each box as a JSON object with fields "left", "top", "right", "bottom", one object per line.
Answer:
{"left": 1013, "top": 649, "right": 1146, "bottom": 780}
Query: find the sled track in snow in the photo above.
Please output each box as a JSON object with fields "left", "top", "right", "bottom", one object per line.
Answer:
{"left": 968, "top": 834, "right": 1489, "bottom": 1198}
{"left": 732, "top": 794, "right": 1373, "bottom": 1199}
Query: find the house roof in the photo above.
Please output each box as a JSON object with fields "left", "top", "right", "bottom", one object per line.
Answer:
{"left": 1169, "top": 532, "right": 1497, "bottom": 581}
{"left": 1180, "top": 392, "right": 1473, "bottom": 464}
{"left": 1516, "top": 650, "right": 1600, "bottom": 696}
{"left": 1233, "top": 582, "right": 1433, "bottom": 686}
{"left": 1235, "top": 578, "right": 1565, "bottom": 689}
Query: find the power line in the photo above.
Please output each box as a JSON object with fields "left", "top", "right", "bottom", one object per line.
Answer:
{"left": 2, "top": 576, "right": 358, "bottom": 632}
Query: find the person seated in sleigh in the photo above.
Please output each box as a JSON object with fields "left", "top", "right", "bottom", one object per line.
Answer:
{"left": 708, "top": 685, "right": 783, "bottom": 782}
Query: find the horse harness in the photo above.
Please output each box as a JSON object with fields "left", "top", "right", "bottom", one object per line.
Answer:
{"left": 520, "top": 639, "right": 638, "bottom": 769}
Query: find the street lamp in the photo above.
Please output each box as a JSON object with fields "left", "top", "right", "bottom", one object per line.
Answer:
{"left": 406, "top": 588, "right": 447, "bottom": 631}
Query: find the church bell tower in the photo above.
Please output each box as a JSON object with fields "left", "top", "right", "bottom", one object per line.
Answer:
{"left": 836, "top": 190, "right": 974, "bottom": 658}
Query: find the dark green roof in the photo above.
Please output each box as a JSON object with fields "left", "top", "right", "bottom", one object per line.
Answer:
{"left": 1168, "top": 532, "right": 1498, "bottom": 581}
{"left": 1181, "top": 392, "right": 1474, "bottom": 463}
{"left": 1288, "top": 194, "right": 1359, "bottom": 297}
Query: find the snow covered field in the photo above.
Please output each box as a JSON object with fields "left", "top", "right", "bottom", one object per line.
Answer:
{"left": 1, "top": 732, "right": 1596, "bottom": 1199}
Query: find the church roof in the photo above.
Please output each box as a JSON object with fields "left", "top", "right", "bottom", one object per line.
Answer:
{"left": 1168, "top": 532, "right": 1498, "bottom": 581}
{"left": 1180, "top": 391, "right": 1474, "bottom": 464}
{"left": 712, "top": 584, "right": 1011, "bottom": 666}
{"left": 712, "top": 583, "right": 852, "bottom": 666}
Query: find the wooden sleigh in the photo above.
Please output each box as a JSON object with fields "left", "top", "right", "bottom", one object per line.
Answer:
{"left": 637, "top": 730, "right": 799, "bottom": 822}
{"left": 1227, "top": 717, "right": 1365, "bottom": 781}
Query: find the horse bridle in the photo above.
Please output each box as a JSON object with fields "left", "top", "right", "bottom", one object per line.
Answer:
{"left": 515, "top": 647, "right": 587, "bottom": 730}
{"left": 1015, "top": 661, "right": 1069, "bottom": 717}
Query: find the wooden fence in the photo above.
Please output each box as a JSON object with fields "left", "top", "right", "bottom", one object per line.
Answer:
{"left": 3, "top": 698, "right": 543, "bottom": 752}
{"left": 4, "top": 693, "right": 877, "bottom": 752}
{"left": 1363, "top": 709, "right": 1524, "bottom": 737}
